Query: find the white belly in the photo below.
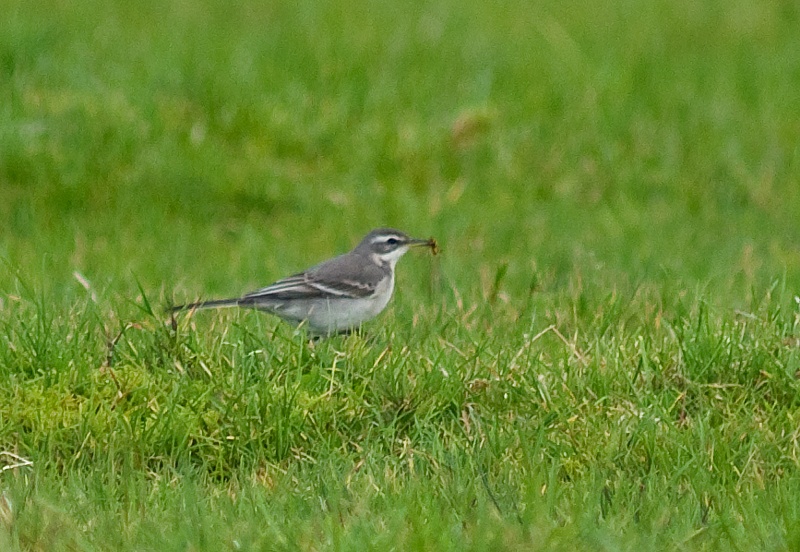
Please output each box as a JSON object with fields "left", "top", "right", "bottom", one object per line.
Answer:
{"left": 270, "top": 275, "right": 395, "bottom": 335}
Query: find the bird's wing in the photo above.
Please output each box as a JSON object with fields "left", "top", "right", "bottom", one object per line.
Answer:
{"left": 240, "top": 254, "right": 383, "bottom": 303}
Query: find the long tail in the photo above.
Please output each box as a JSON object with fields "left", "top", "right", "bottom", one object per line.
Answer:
{"left": 169, "top": 297, "right": 242, "bottom": 313}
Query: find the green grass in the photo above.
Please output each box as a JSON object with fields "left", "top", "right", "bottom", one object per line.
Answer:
{"left": 2, "top": 0, "right": 800, "bottom": 549}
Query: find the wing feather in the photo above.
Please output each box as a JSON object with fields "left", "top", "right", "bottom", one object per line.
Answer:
{"left": 239, "top": 254, "right": 384, "bottom": 304}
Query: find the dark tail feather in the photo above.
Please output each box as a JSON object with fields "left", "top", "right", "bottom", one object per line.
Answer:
{"left": 169, "top": 298, "right": 241, "bottom": 313}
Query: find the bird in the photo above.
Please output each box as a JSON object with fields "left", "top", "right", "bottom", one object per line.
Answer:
{"left": 170, "top": 228, "right": 438, "bottom": 336}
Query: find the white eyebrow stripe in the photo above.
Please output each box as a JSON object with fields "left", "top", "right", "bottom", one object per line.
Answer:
{"left": 370, "top": 234, "right": 404, "bottom": 243}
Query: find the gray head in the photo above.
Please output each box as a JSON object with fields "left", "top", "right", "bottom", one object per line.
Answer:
{"left": 354, "top": 228, "right": 433, "bottom": 267}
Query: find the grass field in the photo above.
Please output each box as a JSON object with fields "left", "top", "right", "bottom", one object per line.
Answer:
{"left": 2, "top": 0, "right": 800, "bottom": 549}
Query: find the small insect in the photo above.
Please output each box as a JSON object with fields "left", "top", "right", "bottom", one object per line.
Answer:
{"left": 426, "top": 238, "right": 440, "bottom": 255}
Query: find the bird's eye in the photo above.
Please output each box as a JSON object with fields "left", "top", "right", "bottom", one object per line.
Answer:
{"left": 386, "top": 238, "right": 399, "bottom": 246}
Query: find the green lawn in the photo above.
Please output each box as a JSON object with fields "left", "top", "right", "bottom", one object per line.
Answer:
{"left": 2, "top": 0, "right": 800, "bottom": 549}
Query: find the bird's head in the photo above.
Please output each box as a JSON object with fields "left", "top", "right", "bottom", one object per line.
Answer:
{"left": 356, "top": 228, "right": 436, "bottom": 267}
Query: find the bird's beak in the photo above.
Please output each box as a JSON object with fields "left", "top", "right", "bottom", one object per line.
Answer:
{"left": 408, "top": 237, "right": 439, "bottom": 255}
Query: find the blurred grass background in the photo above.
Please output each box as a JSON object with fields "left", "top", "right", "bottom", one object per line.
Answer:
{"left": 2, "top": 0, "right": 798, "bottom": 300}
{"left": 2, "top": 0, "right": 800, "bottom": 549}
